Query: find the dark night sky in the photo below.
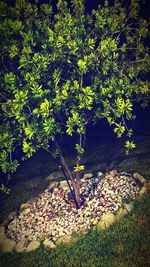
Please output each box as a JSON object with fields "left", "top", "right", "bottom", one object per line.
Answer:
{"left": 6, "top": 0, "right": 150, "bottom": 19}
{"left": 38, "top": 0, "right": 150, "bottom": 18}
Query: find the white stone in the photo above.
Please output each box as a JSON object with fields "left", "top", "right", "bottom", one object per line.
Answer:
{"left": 43, "top": 239, "right": 55, "bottom": 249}
{"left": 48, "top": 181, "right": 59, "bottom": 190}
{"left": 59, "top": 180, "right": 70, "bottom": 191}
{"left": 4, "top": 169, "right": 144, "bottom": 247}
{"left": 58, "top": 230, "right": 65, "bottom": 237}
{"left": 7, "top": 211, "right": 17, "bottom": 223}
{"left": 97, "top": 172, "right": 103, "bottom": 178}
{"left": 26, "top": 240, "right": 40, "bottom": 252}
{"left": 51, "top": 230, "right": 56, "bottom": 236}
{"left": 91, "top": 218, "right": 98, "bottom": 225}
{"left": 53, "top": 187, "right": 59, "bottom": 193}
{"left": 20, "top": 203, "right": 31, "bottom": 211}
{"left": 24, "top": 208, "right": 31, "bottom": 214}
{"left": 109, "top": 170, "right": 118, "bottom": 177}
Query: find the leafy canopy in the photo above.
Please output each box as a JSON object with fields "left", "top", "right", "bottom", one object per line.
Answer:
{"left": 0, "top": 0, "right": 150, "bottom": 192}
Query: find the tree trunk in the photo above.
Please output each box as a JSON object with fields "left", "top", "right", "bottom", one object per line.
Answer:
{"left": 60, "top": 156, "right": 81, "bottom": 209}
{"left": 72, "top": 172, "right": 81, "bottom": 208}
{"left": 54, "top": 138, "right": 81, "bottom": 209}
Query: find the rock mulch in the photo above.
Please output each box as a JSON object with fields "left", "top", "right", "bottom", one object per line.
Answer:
{"left": 0, "top": 169, "right": 149, "bottom": 254}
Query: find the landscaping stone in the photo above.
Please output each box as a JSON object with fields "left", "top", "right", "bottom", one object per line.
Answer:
{"left": 124, "top": 202, "right": 134, "bottom": 213}
{"left": 3, "top": 169, "right": 146, "bottom": 252}
{"left": 97, "top": 171, "right": 104, "bottom": 178}
{"left": 0, "top": 238, "right": 16, "bottom": 253}
{"left": 133, "top": 172, "right": 146, "bottom": 184}
{"left": 59, "top": 180, "right": 70, "bottom": 190}
{"left": 98, "top": 212, "right": 116, "bottom": 229}
{"left": 0, "top": 226, "right": 6, "bottom": 242}
{"left": 27, "top": 197, "right": 38, "bottom": 205}
{"left": 56, "top": 234, "right": 74, "bottom": 245}
{"left": 43, "top": 239, "right": 56, "bottom": 249}
{"left": 83, "top": 173, "right": 93, "bottom": 179}
{"left": 6, "top": 211, "right": 17, "bottom": 224}
{"left": 108, "top": 169, "right": 118, "bottom": 178}
{"left": 139, "top": 185, "right": 148, "bottom": 196}
{"left": 48, "top": 181, "right": 59, "bottom": 190}
{"left": 26, "top": 240, "right": 40, "bottom": 252}
{"left": 20, "top": 203, "right": 31, "bottom": 211}
{"left": 116, "top": 208, "right": 128, "bottom": 220}
{"left": 15, "top": 240, "right": 28, "bottom": 252}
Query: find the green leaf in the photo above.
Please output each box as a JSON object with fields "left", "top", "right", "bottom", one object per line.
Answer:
{"left": 76, "top": 144, "right": 84, "bottom": 154}
{"left": 127, "top": 129, "right": 133, "bottom": 137}
{"left": 124, "top": 140, "right": 136, "bottom": 154}
{"left": 22, "top": 140, "right": 36, "bottom": 157}
{"left": 40, "top": 99, "right": 52, "bottom": 117}
{"left": 53, "top": 68, "right": 62, "bottom": 86}
{"left": 56, "top": 35, "right": 64, "bottom": 48}
{"left": 32, "top": 108, "right": 39, "bottom": 115}
{"left": 43, "top": 118, "right": 55, "bottom": 135}
{"left": 22, "top": 140, "right": 31, "bottom": 153}
{"left": 24, "top": 124, "right": 35, "bottom": 139}
{"left": 77, "top": 59, "right": 87, "bottom": 73}
{"left": 74, "top": 164, "right": 85, "bottom": 172}
{"left": 0, "top": 184, "right": 10, "bottom": 194}
{"left": 51, "top": 148, "right": 59, "bottom": 159}
{"left": 114, "top": 123, "right": 125, "bottom": 138}
{"left": 9, "top": 44, "right": 19, "bottom": 58}
{"left": 4, "top": 72, "right": 15, "bottom": 84}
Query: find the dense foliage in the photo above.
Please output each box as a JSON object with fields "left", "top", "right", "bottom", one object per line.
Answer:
{"left": 0, "top": 0, "right": 149, "bottom": 206}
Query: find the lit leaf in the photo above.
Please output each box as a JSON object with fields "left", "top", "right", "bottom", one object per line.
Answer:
{"left": 124, "top": 140, "right": 136, "bottom": 155}
{"left": 76, "top": 144, "right": 84, "bottom": 154}
{"left": 74, "top": 164, "right": 85, "bottom": 172}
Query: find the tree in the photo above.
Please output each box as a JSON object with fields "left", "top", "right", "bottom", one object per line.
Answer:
{"left": 0, "top": 0, "right": 150, "bottom": 208}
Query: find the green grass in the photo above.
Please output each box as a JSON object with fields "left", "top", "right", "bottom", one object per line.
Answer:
{"left": 0, "top": 191, "right": 150, "bottom": 267}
